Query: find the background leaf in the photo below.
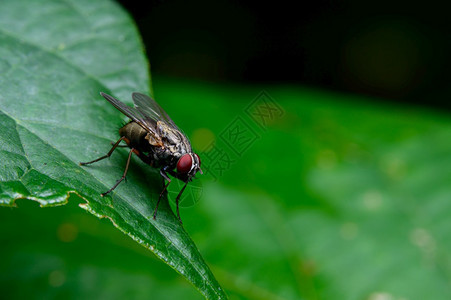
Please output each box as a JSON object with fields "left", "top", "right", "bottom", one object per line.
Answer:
{"left": 0, "top": 0, "right": 225, "bottom": 299}
{"left": 152, "top": 78, "right": 451, "bottom": 300}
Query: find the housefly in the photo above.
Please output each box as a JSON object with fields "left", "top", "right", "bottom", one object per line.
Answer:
{"left": 80, "top": 92, "right": 202, "bottom": 223}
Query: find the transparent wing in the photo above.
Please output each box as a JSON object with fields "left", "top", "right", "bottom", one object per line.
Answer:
{"left": 132, "top": 92, "right": 192, "bottom": 151}
{"left": 100, "top": 92, "right": 157, "bottom": 134}
{"left": 132, "top": 92, "right": 180, "bottom": 130}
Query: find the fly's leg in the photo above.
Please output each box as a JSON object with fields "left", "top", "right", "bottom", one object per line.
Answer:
{"left": 100, "top": 148, "right": 135, "bottom": 197}
{"left": 153, "top": 179, "right": 171, "bottom": 220}
{"left": 110, "top": 141, "right": 128, "bottom": 148}
{"left": 174, "top": 182, "right": 188, "bottom": 224}
{"left": 80, "top": 136, "right": 127, "bottom": 166}
{"left": 159, "top": 168, "right": 172, "bottom": 182}
{"left": 153, "top": 168, "right": 172, "bottom": 220}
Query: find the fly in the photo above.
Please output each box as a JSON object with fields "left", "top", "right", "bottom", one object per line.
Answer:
{"left": 80, "top": 92, "right": 202, "bottom": 224}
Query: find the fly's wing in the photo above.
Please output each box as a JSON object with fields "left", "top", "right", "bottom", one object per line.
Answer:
{"left": 132, "top": 92, "right": 192, "bottom": 149}
{"left": 100, "top": 92, "right": 159, "bottom": 137}
{"left": 132, "top": 92, "right": 181, "bottom": 131}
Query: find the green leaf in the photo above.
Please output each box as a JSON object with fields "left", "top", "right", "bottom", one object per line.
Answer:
{"left": 0, "top": 0, "right": 225, "bottom": 299}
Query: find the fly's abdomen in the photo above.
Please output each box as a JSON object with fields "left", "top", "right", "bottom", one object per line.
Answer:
{"left": 119, "top": 122, "right": 151, "bottom": 151}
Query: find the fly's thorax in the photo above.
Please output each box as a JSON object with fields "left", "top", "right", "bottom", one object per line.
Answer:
{"left": 151, "top": 142, "right": 185, "bottom": 168}
{"left": 156, "top": 121, "right": 192, "bottom": 155}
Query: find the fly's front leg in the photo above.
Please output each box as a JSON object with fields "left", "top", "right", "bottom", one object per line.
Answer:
{"left": 174, "top": 182, "right": 188, "bottom": 224}
{"left": 80, "top": 136, "right": 127, "bottom": 166}
{"left": 159, "top": 168, "right": 172, "bottom": 182}
{"left": 153, "top": 167, "right": 172, "bottom": 220}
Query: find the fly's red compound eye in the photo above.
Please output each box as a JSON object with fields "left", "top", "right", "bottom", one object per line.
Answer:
{"left": 177, "top": 154, "right": 193, "bottom": 174}
{"left": 194, "top": 153, "right": 201, "bottom": 166}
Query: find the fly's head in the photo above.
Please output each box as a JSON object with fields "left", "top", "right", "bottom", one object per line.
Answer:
{"left": 176, "top": 153, "right": 202, "bottom": 182}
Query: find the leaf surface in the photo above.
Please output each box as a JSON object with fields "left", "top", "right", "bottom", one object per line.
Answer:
{"left": 0, "top": 1, "right": 225, "bottom": 298}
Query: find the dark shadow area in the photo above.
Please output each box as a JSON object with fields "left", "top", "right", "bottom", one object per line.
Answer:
{"left": 118, "top": 0, "right": 451, "bottom": 109}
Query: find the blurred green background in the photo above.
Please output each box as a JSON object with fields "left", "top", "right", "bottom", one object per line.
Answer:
{"left": 2, "top": 0, "right": 451, "bottom": 299}
{"left": 3, "top": 77, "right": 451, "bottom": 299}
